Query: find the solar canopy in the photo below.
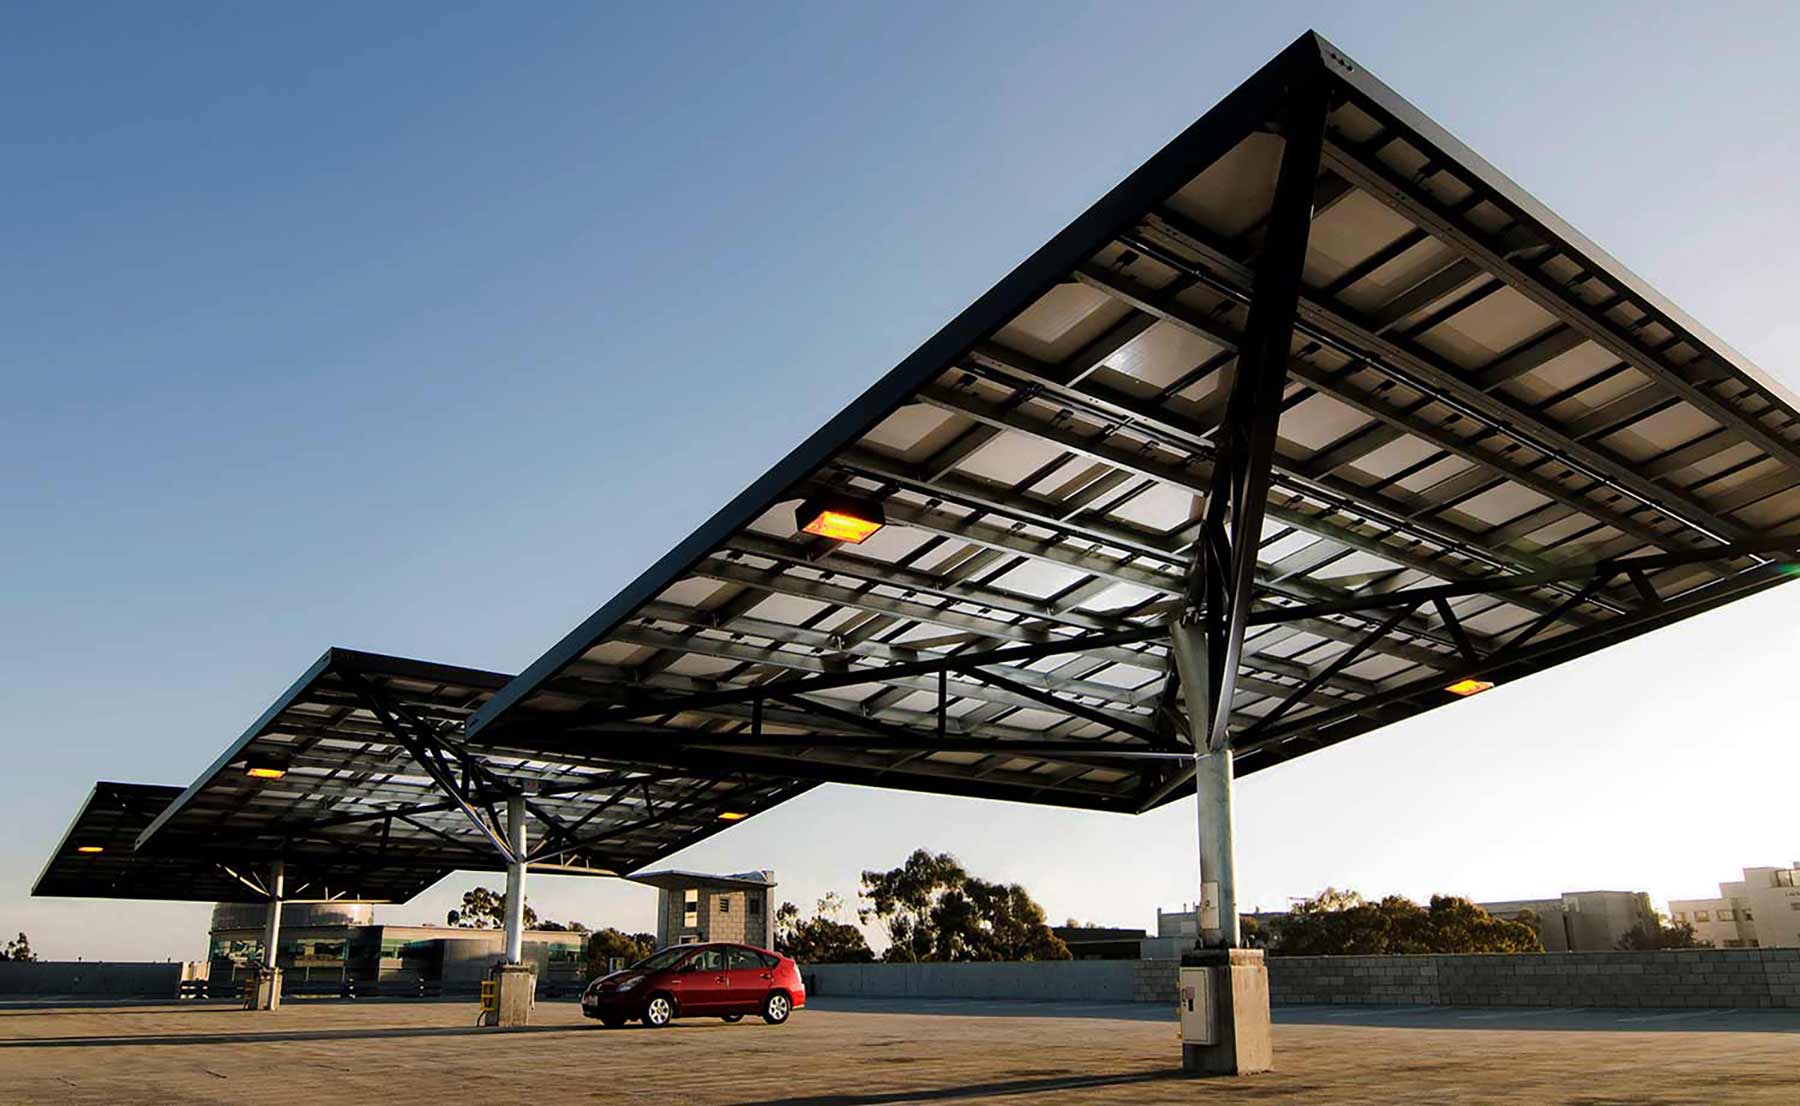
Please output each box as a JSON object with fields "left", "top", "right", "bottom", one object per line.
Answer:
{"left": 127, "top": 649, "right": 810, "bottom": 890}
{"left": 32, "top": 782, "right": 443, "bottom": 903}
{"left": 465, "top": 32, "right": 1800, "bottom": 814}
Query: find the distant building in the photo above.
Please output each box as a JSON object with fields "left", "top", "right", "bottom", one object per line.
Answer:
{"left": 1670, "top": 863, "right": 1800, "bottom": 949}
{"left": 1052, "top": 926, "right": 1148, "bottom": 960}
{"left": 629, "top": 869, "right": 776, "bottom": 950}
{"left": 1156, "top": 905, "right": 1290, "bottom": 939}
{"left": 1151, "top": 905, "right": 1283, "bottom": 956}
{"left": 206, "top": 902, "right": 586, "bottom": 991}
{"left": 1155, "top": 891, "right": 1653, "bottom": 953}
{"left": 1156, "top": 905, "right": 1199, "bottom": 941}
{"left": 1476, "top": 892, "right": 1654, "bottom": 952}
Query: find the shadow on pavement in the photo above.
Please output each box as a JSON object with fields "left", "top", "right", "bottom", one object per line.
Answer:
{"left": 0, "top": 1022, "right": 598, "bottom": 1048}
{"left": 1273, "top": 1004, "right": 1800, "bottom": 1034}
{"left": 809, "top": 998, "right": 1169, "bottom": 1023}
{"left": 0, "top": 1003, "right": 246, "bottom": 1019}
{"left": 811, "top": 997, "right": 1800, "bottom": 1035}
{"left": 730, "top": 1069, "right": 1188, "bottom": 1106}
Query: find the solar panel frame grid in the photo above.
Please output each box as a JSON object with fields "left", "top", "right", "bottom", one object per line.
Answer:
{"left": 464, "top": 32, "right": 1800, "bottom": 814}
{"left": 134, "top": 649, "right": 812, "bottom": 882}
{"left": 31, "top": 782, "right": 448, "bottom": 903}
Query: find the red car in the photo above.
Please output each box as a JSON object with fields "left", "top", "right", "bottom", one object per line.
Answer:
{"left": 581, "top": 942, "right": 806, "bottom": 1029}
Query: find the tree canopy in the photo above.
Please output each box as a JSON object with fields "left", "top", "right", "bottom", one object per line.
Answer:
{"left": 447, "top": 886, "right": 537, "bottom": 929}
{"left": 1270, "top": 888, "right": 1542, "bottom": 956}
{"left": 1617, "top": 913, "right": 1711, "bottom": 950}
{"left": 534, "top": 920, "right": 590, "bottom": 933}
{"left": 776, "top": 894, "right": 874, "bottom": 964}
{"left": 444, "top": 886, "right": 590, "bottom": 932}
{"left": 859, "top": 849, "right": 1070, "bottom": 963}
{"left": 4, "top": 933, "right": 34, "bottom": 962}
{"left": 585, "top": 927, "right": 657, "bottom": 975}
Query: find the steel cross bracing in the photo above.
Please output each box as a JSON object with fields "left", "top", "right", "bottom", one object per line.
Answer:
{"left": 31, "top": 782, "right": 448, "bottom": 904}
{"left": 1233, "top": 552, "right": 1795, "bottom": 772}
{"left": 128, "top": 650, "right": 817, "bottom": 888}
{"left": 1148, "top": 68, "right": 1334, "bottom": 823}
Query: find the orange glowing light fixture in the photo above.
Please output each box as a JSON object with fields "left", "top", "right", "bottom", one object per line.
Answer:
{"left": 77, "top": 845, "right": 105, "bottom": 854}
{"left": 1444, "top": 678, "right": 1495, "bottom": 697}
{"left": 718, "top": 811, "right": 749, "bottom": 822}
{"left": 244, "top": 753, "right": 289, "bottom": 780}
{"left": 797, "top": 494, "right": 885, "bottom": 544}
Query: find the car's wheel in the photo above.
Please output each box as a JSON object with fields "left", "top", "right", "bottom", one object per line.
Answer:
{"left": 761, "top": 991, "right": 792, "bottom": 1025}
{"left": 720, "top": 1014, "right": 744, "bottom": 1023}
{"left": 600, "top": 1012, "right": 627, "bottom": 1029}
{"left": 642, "top": 994, "right": 675, "bottom": 1028}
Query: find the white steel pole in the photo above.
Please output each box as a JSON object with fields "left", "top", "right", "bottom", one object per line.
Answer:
{"left": 1196, "top": 746, "right": 1239, "bottom": 948}
{"left": 1169, "top": 621, "right": 1240, "bottom": 948}
{"left": 261, "top": 859, "right": 287, "bottom": 968}
{"left": 502, "top": 795, "right": 527, "bottom": 964}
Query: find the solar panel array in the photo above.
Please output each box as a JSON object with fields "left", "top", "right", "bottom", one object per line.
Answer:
{"left": 465, "top": 34, "right": 1800, "bottom": 813}
{"left": 32, "top": 782, "right": 444, "bottom": 903}
{"left": 123, "top": 649, "right": 809, "bottom": 898}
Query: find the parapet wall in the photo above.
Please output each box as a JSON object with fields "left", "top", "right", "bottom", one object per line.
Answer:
{"left": 0, "top": 961, "right": 186, "bottom": 997}
{"left": 1267, "top": 948, "right": 1800, "bottom": 1008}
{"left": 801, "top": 959, "right": 1138, "bottom": 1003}
{"left": 808, "top": 948, "right": 1800, "bottom": 1009}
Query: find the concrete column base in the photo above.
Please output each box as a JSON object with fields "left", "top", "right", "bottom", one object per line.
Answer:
{"left": 1180, "top": 948, "right": 1271, "bottom": 1076}
{"left": 483, "top": 964, "right": 536, "bottom": 1027}
{"left": 244, "top": 968, "right": 283, "bottom": 1011}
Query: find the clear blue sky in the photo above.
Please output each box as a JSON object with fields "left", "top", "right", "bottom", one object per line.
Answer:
{"left": 5, "top": 2, "right": 1797, "bottom": 960}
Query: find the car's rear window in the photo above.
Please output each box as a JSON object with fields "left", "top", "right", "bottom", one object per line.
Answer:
{"left": 758, "top": 951, "right": 781, "bottom": 969}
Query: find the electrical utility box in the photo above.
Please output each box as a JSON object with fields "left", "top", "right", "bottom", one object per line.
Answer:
{"left": 1177, "top": 966, "right": 1216, "bottom": 1045}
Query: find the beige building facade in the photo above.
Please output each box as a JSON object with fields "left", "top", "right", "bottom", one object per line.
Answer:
{"left": 630, "top": 869, "right": 776, "bottom": 950}
{"left": 1478, "top": 891, "right": 1654, "bottom": 953}
{"left": 1670, "top": 863, "right": 1800, "bottom": 949}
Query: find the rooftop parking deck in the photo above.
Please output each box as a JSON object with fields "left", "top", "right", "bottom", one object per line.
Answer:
{"left": 1, "top": 996, "right": 1795, "bottom": 1105}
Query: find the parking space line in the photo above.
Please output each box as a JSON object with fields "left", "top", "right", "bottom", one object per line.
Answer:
{"left": 1324, "top": 1006, "right": 1436, "bottom": 1019}
{"left": 1456, "top": 1007, "right": 1587, "bottom": 1021}
{"left": 1614, "top": 1009, "right": 1739, "bottom": 1024}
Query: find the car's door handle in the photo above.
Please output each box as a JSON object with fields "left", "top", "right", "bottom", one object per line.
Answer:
{"left": 716, "top": 975, "right": 729, "bottom": 983}
{"left": 760, "top": 972, "right": 772, "bottom": 980}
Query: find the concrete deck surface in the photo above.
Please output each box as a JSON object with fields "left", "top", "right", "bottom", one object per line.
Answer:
{"left": 0, "top": 996, "right": 1794, "bottom": 1105}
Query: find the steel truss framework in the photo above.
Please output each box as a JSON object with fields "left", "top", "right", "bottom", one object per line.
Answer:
{"left": 112, "top": 649, "right": 811, "bottom": 902}
{"left": 467, "top": 32, "right": 1800, "bottom": 816}
{"left": 31, "top": 783, "right": 442, "bottom": 904}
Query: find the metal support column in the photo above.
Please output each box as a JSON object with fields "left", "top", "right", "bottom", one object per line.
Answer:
{"left": 1169, "top": 622, "right": 1238, "bottom": 947}
{"left": 261, "top": 859, "right": 285, "bottom": 968}
{"left": 246, "top": 858, "right": 286, "bottom": 1011}
{"left": 486, "top": 794, "right": 536, "bottom": 1027}
{"left": 1173, "top": 63, "right": 1329, "bottom": 1077}
{"left": 502, "top": 794, "right": 527, "bottom": 964}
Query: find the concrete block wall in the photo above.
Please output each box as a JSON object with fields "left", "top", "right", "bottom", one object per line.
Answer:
{"left": 1131, "top": 958, "right": 1179, "bottom": 1004}
{"left": 1267, "top": 955, "right": 1438, "bottom": 1005}
{"left": 1267, "top": 948, "right": 1800, "bottom": 1009}
{"left": 807, "top": 960, "right": 1136, "bottom": 1003}
{"left": 0, "top": 961, "right": 185, "bottom": 997}
{"left": 807, "top": 948, "right": 1800, "bottom": 1009}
